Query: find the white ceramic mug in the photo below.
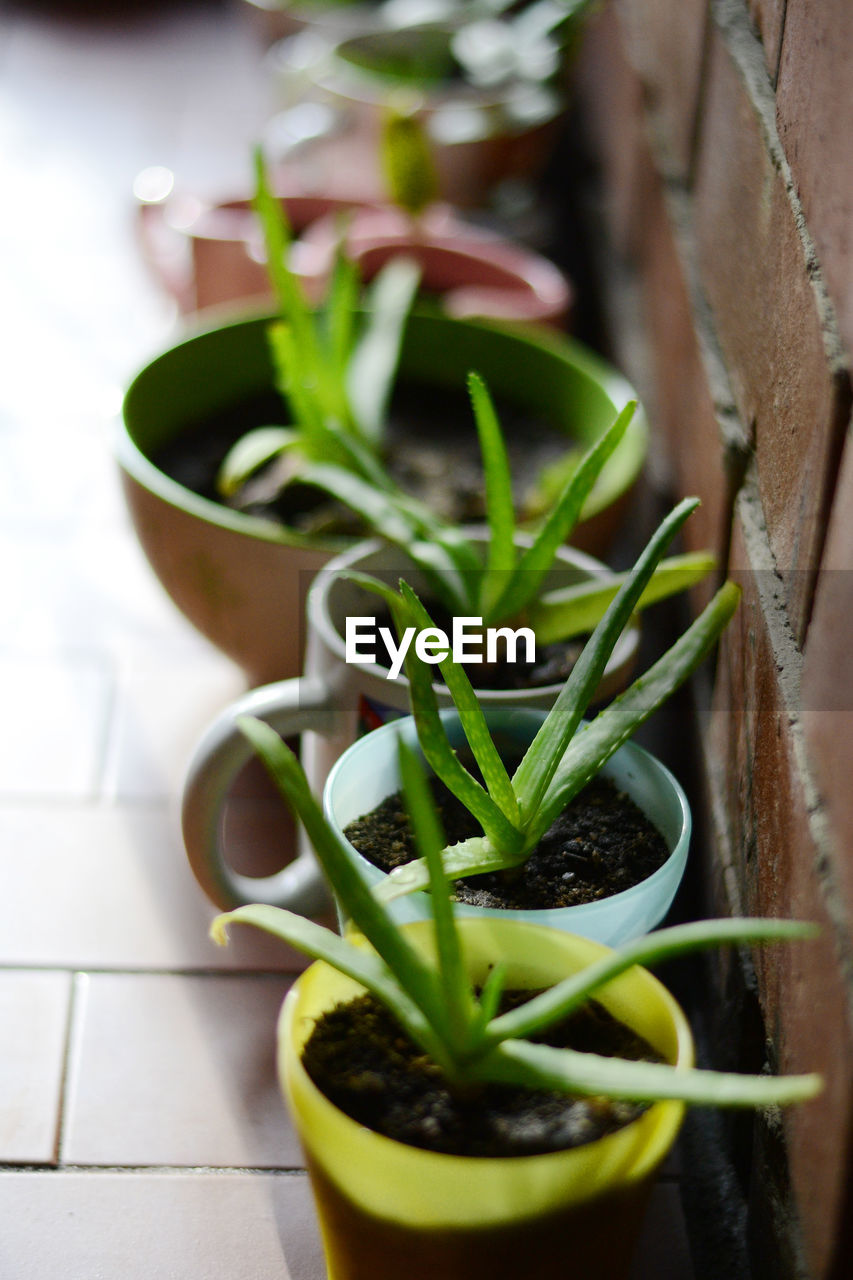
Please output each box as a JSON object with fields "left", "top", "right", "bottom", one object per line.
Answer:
{"left": 181, "top": 534, "right": 640, "bottom": 912}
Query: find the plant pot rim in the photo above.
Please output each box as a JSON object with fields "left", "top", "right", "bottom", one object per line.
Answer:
{"left": 326, "top": 48, "right": 562, "bottom": 124}
{"left": 308, "top": 532, "right": 640, "bottom": 704}
{"left": 278, "top": 917, "right": 693, "bottom": 1227}
{"left": 301, "top": 203, "right": 573, "bottom": 324}
{"left": 323, "top": 704, "right": 691, "bottom": 939}
{"left": 118, "top": 306, "right": 648, "bottom": 552}
{"left": 273, "top": 24, "right": 563, "bottom": 131}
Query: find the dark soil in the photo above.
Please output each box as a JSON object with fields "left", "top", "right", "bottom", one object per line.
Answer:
{"left": 302, "top": 989, "right": 661, "bottom": 1157}
{"left": 152, "top": 380, "right": 570, "bottom": 535}
{"left": 344, "top": 767, "right": 669, "bottom": 910}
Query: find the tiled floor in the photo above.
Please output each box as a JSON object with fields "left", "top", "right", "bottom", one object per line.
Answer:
{"left": 0, "top": 2, "right": 695, "bottom": 1275}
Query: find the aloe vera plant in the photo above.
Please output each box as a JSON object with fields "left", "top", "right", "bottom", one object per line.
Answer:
{"left": 299, "top": 373, "right": 714, "bottom": 645}
{"left": 345, "top": 493, "right": 733, "bottom": 899}
{"left": 213, "top": 724, "right": 820, "bottom": 1109}
{"left": 215, "top": 146, "right": 421, "bottom": 502}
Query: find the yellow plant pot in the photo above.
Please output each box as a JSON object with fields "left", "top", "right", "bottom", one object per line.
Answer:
{"left": 278, "top": 919, "right": 694, "bottom": 1280}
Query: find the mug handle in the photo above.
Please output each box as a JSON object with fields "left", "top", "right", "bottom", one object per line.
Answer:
{"left": 182, "top": 675, "right": 340, "bottom": 913}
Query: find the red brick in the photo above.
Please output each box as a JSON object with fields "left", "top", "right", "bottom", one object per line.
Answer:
{"left": 614, "top": 0, "right": 708, "bottom": 179}
{"left": 573, "top": 3, "right": 647, "bottom": 258}
{"left": 633, "top": 170, "right": 730, "bottom": 598}
{"left": 693, "top": 21, "right": 850, "bottom": 641}
{"left": 746, "top": 0, "right": 786, "bottom": 80}
{"left": 710, "top": 500, "right": 853, "bottom": 1277}
{"left": 777, "top": 0, "right": 853, "bottom": 363}
{"left": 802, "top": 423, "right": 853, "bottom": 923}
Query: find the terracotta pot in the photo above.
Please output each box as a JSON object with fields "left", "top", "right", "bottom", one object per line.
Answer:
{"left": 119, "top": 309, "right": 647, "bottom": 686}
{"left": 280, "top": 918, "right": 693, "bottom": 1280}
{"left": 301, "top": 202, "right": 573, "bottom": 325}
{"left": 136, "top": 185, "right": 369, "bottom": 314}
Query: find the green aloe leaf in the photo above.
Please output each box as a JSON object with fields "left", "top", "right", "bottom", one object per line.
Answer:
{"left": 529, "top": 552, "right": 716, "bottom": 645}
{"left": 489, "top": 401, "right": 636, "bottom": 623}
{"left": 471, "top": 960, "right": 509, "bottom": 1040}
{"left": 347, "top": 257, "right": 421, "bottom": 445}
{"left": 322, "top": 232, "right": 360, "bottom": 382}
{"left": 400, "top": 635, "right": 526, "bottom": 852}
{"left": 483, "top": 917, "right": 818, "bottom": 1046}
{"left": 397, "top": 736, "right": 475, "bottom": 1045}
{"left": 302, "top": 463, "right": 480, "bottom": 611}
{"left": 267, "top": 321, "right": 325, "bottom": 442}
{"left": 216, "top": 426, "right": 299, "bottom": 499}
{"left": 372, "top": 833, "right": 510, "bottom": 903}
{"left": 236, "top": 716, "right": 450, "bottom": 1039}
{"left": 467, "top": 371, "right": 516, "bottom": 605}
{"left": 253, "top": 147, "right": 319, "bottom": 380}
{"left": 400, "top": 582, "right": 520, "bottom": 826}
{"left": 530, "top": 580, "right": 740, "bottom": 842}
{"left": 511, "top": 496, "right": 700, "bottom": 831}
{"left": 211, "top": 903, "right": 439, "bottom": 1057}
{"left": 483, "top": 1038, "right": 822, "bottom": 1108}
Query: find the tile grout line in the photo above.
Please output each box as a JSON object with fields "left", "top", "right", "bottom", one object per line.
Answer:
{"left": 0, "top": 1163, "right": 310, "bottom": 1178}
{"left": 54, "top": 972, "right": 87, "bottom": 1168}
{"left": 0, "top": 962, "right": 304, "bottom": 980}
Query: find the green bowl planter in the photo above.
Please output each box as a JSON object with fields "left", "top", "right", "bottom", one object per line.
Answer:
{"left": 119, "top": 309, "right": 647, "bottom": 686}
{"left": 280, "top": 916, "right": 692, "bottom": 1280}
{"left": 323, "top": 706, "right": 690, "bottom": 945}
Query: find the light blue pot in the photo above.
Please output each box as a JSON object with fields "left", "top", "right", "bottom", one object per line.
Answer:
{"left": 324, "top": 707, "right": 691, "bottom": 946}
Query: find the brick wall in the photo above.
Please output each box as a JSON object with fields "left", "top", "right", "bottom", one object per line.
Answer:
{"left": 570, "top": 2, "right": 853, "bottom": 1276}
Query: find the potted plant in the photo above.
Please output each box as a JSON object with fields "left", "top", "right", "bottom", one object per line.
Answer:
{"left": 181, "top": 490, "right": 718, "bottom": 930}
{"left": 119, "top": 153, "right": 647, "bottom": 686}
{"left": 134, "top": 173, "right": 374, "bottom": 315}
{"left": 136, "top": 100, "right": 574, "bottom": 324}
{"left": 261, "top": 375, "right": 708, "bottom": 652}
{"left": 271, "top": 7, "right": 572, "bottom": 207}
{"left": 298, "top": 104, "right": 573, "bottom": 324}
{"left": 321, "top": 491, "right": 735, "bottom": 929}
{"left": 210, "top": 730, "right": 820, "bottom": 1280}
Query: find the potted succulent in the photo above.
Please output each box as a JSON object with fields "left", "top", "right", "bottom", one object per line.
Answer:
{"left": 210, "top": 730, "right": 820, "bottom": 1280}
{"left": 320, "top": 490, "right": 735, "bottom": 934}
{"left": 181, "top": 489, "right": 718, "bottom": 928}
{"left": 264, "top": 375, "right": 709, "bottom": 650}
{"left": 119, "top": 152, "right": 647, "bottom": 685}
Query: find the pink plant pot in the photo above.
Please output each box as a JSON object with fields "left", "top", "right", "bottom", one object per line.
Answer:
{"left": 136, "top": 184, "right": 371, "bottom": 314}
{"left": 301, "top": 203, "right": 573, "bottom": 325}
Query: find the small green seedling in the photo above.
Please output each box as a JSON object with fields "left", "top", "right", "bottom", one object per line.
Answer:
{"left": 352, "top": 494, "right": 733, "bottom": 899}
{"left": 381, "top": 100, "right": 439, "bottom": 218}
{"left": 216, "top": 146, "right": 421, "bottom": 501}
{"left": 212, "top": 726, "right": 821, "bottom": 1109}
